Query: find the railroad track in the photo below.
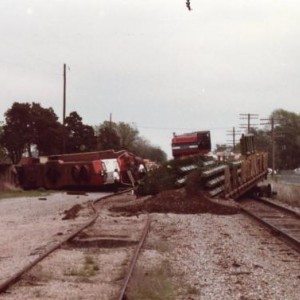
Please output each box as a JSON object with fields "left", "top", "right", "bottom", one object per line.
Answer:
{"left": 238, "top": 197, "right": 300, "bottom": 253}
{"left": 0, "top": 189, "right": 150, "bottom": 299}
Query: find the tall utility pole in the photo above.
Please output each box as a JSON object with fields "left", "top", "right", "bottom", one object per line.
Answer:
{"left": 261, "top": 117, "right": 281, "bottom": 177}
{"left": 226, "top": 127, "right": 241, "bottom": 152}
{"left": 62, "top": 63, "right": 68, "bottom": 154}
{"left": 63, "top": 63, "right": 67, "bottom": 125}
{"left": 240, "top": 113, "right": 259, "bottom": 134}
{"left": 109, "top": 113, "right": 112, "bottom": 147}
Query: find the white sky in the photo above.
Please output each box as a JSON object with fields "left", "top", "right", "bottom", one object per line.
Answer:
{"left": 1, "top": 0, "right": 300, "bottom": 158}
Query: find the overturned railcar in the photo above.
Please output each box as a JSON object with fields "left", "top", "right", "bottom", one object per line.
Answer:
{"left": 17, "top": 150, "right": 139, "bottom": 190}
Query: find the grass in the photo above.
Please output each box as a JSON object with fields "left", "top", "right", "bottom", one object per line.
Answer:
{"left": 0, "top": 188, "right": 52, "bottom": 200}
{"left": 127, "top": 261, "right": 175, "bottom": 300}
{"left": 269, "top": 180, "right": 300, "bottom": 208}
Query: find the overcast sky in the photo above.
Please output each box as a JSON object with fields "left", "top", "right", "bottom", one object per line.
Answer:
{"left": 1, "top": 0, "right": 300, "bottom": 158}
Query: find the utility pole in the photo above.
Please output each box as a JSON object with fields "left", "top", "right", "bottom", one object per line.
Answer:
{"left": 260, "top": 117, "right": 282, "bottom": 177}
{"left": 63, "top": 63, "right": 67, "bottom": 126}
{"left": 240, "top": 113, "right": 259, "bottom": 134}
{"left": 226, "top": 127, "right": 241, "bottom": 152}
{"left": 271, "top": 118, "right": 275, "bottom": 177}
{"left": 62, "top": 63, "right": 68, "bottom": 153}
{"left": 109, "top": 113, "right": 112, "bottom": 147}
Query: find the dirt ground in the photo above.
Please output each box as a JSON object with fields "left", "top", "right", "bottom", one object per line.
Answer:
{"left": 111, "top": 188, "right": 240, "bottom": 215}
{"left": 1, "top": 190, "right": 299, "bottom": 299}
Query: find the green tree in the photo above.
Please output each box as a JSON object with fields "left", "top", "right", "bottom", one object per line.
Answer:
{"left": 214, "top": 144, "right": 227, "bottom": 153}
{"left": 0, "top": 102, "right": 65, "bottom": 162}
{"left": 132, "top": 136, "right": 167, "bottom": 163}
{"left": 117, "top": 122, "right": 139, "bottom": 151}
{"left": 30, "top": 103, "right": 65, "bottom": 156}
{"left": 0, "top": 122, "right": 7, "bottom": 161}
{"left": 64, "top": 111, "right": 96, "bottom": 153}
{"left": 271, "top": 109, "right": 300, "bottom": 169}
{"left": 95, "top": 121, "right": 167, "bottom": 162}
{"left": 1, "top": 102, "right": 32, "bottom": 163}
{"left": 249, "top": 128, "right": 272, "bottom": 166}
{"left": 95, "top": 121, "right": 138, "bottom": 152}
{"left": 96, "top": 121, "right": 121, "bottom": 151}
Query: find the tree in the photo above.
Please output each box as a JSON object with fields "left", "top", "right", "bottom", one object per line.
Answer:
{"left": 214, "top": 144, "right": 228, "bottom": 153}
{"left": 30, "top": 103, "right": 65, "bottom": 156}
{"left": 95, "top": 121, "right": 138, "bottom": 152}
{"left": 117, "top": 122, "right": 139, "bottom": 151}
{"left": 132, "top": 136, "right": 167, "bottom": 163}
{"left": 1, "top": 102, "right": 32, "bottom": 163}
{"left": 95, "top": 120, "right": 167, "bottom": 162}
{"left": 271, "top": 109, "right": 300, "bottom": 169}
{"left": 64, "top": 111, "right": 96, "bottom": 153}
{"left": 96, "top": 122, "right": 121, "bottom": 151}
{"left": 0, "top": 102, "right": 65, "bottom": 162}
{"left": 1, "top": 124, "right": 25, "bottom": 163}
{"left": 249, "top": 128, "right": 272, "bottom": 166}
{"left": 0, "top": 123, "right": 7, "bottom": 162}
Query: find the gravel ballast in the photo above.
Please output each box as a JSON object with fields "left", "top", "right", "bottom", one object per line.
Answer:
{"left": 0, "top": 192, "right": 299, "bottom": 299}
{"left": 0, "top": 192, "right": 109, "bottom": 284}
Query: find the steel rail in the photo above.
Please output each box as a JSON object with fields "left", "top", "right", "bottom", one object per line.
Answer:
{"left": 254, "top": 197, "right": 300, "bottom": 219}
{"left": 0, "top": 189, "right": 130, "bottom": 294}
{"left": 239, "top": 198, "right": 300, "bottom": 254}
{"left": 117, "top": 214, "right": 151, "bottom": 300}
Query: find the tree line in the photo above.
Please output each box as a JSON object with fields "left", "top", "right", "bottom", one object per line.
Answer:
{"left": 215, "top": 109, "right": 300, "bottom": 170}
{"left": 0, "top": 102, "right": 167, "bottom": 164}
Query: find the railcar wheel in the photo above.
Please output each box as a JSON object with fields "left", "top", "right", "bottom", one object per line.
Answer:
{"left": 46, "top": 167, "right": 61, "bottom": 184}
{"left": 71, "top": 165, "right": 81, "bottom": 182}
{"left": 79, "top": 165, "right": 90, "bottom": 182}
{"left": 26, "top": 167, "right": 37, "bottom": 187}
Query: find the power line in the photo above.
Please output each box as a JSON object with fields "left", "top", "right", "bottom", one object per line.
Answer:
{"left": 137, "top": 125, "right": 232, "bottom": 131}
{"left": 239, "top": 113, "right": 259, "bottom": 134}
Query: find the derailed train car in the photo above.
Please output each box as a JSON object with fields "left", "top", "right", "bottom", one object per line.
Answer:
{"left": 171, "top": 131, "right": 211, "bottom": 158}
{"left": 171, "top": 132, "right": 269, "bottom": 199}
{"left": 17, "top": 150, "right": 141, "bottom": 190}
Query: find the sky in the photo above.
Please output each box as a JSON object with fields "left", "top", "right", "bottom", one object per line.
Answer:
{"left": 1, "top": 0, "right": 300, "bottom": 158}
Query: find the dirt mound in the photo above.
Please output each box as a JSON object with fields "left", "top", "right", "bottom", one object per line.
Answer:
{"left": 62, "top": 204, "right": 83, "bottom": 220}
{"left": 111, "top": 189, "right": 239, "bottom": 215}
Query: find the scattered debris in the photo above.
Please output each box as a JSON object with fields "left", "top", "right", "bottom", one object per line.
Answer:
{"left": 62, "top": 204, "right": 83, "bottom": 220}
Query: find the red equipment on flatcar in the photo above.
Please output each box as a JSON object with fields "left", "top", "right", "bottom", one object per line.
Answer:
{"left": 171, "top": 131, "right": 211, "bottom": 158}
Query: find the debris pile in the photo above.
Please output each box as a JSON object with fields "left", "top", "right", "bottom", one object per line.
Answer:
{"left": 62, "top": 204, "right": 83, "bottom": 220}
{"left": 111, "top": 189, "right": 239, "bottom": 215}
